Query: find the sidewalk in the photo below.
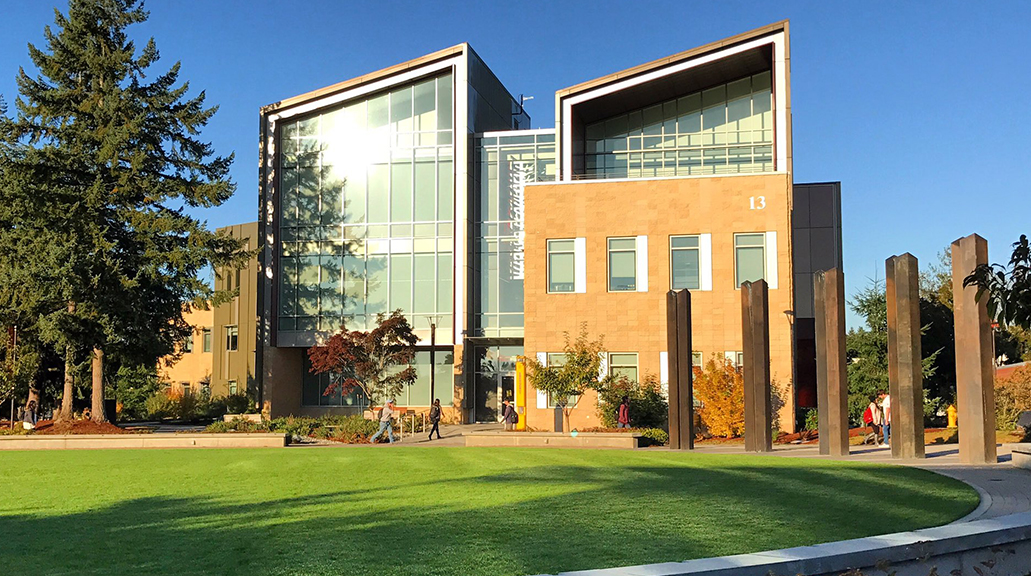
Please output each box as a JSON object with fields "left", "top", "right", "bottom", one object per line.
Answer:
{"left": 690, "top": 442, "right": 1031, "bottom": 521}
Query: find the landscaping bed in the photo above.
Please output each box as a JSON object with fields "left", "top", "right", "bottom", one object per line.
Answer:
{"left": 206, "top": 414, "right": 390, "bottom": 443}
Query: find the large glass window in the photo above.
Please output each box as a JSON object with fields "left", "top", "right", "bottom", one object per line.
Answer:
{"left": 278, "top": 72, "right": 455, "bottom": 339}
{"left": 225, "top": 326, "right": 239, "bottom": 352}
{"left": 547, "top": 239, "right": 575, "bottom": 293}
{"left": 301, "top": 347, "right": 453, "bottom": 407}
{"left": 475, "top": 132, "right": 555, "bottom": 337}
{"left": 734, "top": 233, "right": 766, "bottom": 287}
{"left": 608, "top": 353, "right": 639, "bottom": 381}
{"left": 202, "top": 328, "right": 212, "bottom": 353}
{"left": 608, "top": 238, "right": 637, "bottom": 292}
{"left": 670, "top": 235, "right": 700, "bottom": 290}
{"left": 546, "top": 353, "right": 569, "bottom": 407}
{"left": 583, "top": 71, "right": 773, "bottom": 179}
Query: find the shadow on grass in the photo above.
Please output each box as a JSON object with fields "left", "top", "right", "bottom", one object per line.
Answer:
{"left": 0, "top": 461, "right": 977, "bottom": 576}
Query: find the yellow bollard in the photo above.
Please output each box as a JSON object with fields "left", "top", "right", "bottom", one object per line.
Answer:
{"left": 947, "top": 404, "right": 958, "bottom": 428}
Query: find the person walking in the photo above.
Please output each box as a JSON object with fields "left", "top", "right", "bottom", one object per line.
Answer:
{"left": 427, "top": 398, "right": 443, "bottom": 440}
{"left": 501, "top": 400, "right": 517, "bottom": 431}
{"left": 879, "top": 391, "right": 892, "bottom": 448}
{"left": 616, "top": 396, "right": 631, "bottom": 429}
{"left": 369, "top": 399, "right": 397, "bottom": 444}
{"left": 21, "top": 400, "right": 37, "bottom": 431}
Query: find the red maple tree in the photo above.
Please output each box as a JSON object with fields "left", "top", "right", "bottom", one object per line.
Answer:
{"left": 308, "top": 310, "right": 419, "bottom": 410}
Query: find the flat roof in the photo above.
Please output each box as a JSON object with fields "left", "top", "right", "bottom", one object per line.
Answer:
{"left": 556, "top": 20, "right": 788, "bottom": 99}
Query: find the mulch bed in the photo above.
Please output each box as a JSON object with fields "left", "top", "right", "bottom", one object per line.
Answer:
{"left": 32, "top": 420, "right": 131, "bottom": 435}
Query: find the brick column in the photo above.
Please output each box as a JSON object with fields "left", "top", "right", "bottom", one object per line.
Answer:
{"left": 886, "top": 254, "right": 925, "bottom": 459}
{"left": 951, "top": 234, "right": 997, "bottom": 464}
{"left": 814, "top": 268, "right": 849, "bottom": 456}
{"left": 666, "top": 290, "right": 694, "bottom": 449}
{"left": 742, "top": 280, "right": 772, "bottom": 452}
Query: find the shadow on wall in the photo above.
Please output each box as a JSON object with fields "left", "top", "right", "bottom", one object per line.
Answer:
{"left": 0, "top": 457, "right": 976, "bottom": 576}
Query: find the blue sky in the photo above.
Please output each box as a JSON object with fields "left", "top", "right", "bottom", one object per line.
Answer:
{"left": 1, "top": 1, "right": 1029, "bottom": 328}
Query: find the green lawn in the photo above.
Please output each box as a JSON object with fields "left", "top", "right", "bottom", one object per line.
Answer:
{"left": 0, "top": 447, "right": 976, "bottom": 576}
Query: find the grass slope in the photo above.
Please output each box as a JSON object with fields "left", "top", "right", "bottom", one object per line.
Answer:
{"left": 0, "top": 447, "right": 977, "bottom": 576}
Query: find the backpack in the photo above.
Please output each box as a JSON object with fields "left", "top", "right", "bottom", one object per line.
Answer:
{"left": 862, "top": 406, "right": 873, "bottom": 425}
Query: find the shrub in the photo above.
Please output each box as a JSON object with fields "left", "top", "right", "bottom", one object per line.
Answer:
{"left": 693, "top": 355, "right": 745, "bottom": 438}
{"left": 146, "top": 389, "right": 213, "bottom": 421}
{"left": 638, "top": 427, "right": 669, "bottom": 446}
{"left": 112, "top": 365, "right": 162, "bottom": 421}
{"left": 803, "top": 408, "right": 818, "bottom": 432}
{"left": 206, "top": 393, "right": 255, "bottom": 419}
{"left": 205, "top": 414, "right": 385, "bottom": 443}
{"left": 996, "top": 365, "right": 1031, "bottom": 430}
{"left": 596, "top": 374, "right": 668, "bottom": 429}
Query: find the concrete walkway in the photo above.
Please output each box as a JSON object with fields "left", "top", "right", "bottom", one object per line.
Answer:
{"left": 690, "top": 442, "right": 1031, "bottom": 521}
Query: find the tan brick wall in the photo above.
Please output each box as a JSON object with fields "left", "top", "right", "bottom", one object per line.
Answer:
{"left": 523, "top": 173, "right": 796, "bottom": 433}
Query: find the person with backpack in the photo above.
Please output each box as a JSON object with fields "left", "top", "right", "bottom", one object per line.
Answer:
{"left": 427, "top": 398, "right": 443, "bottom": 441}
{"left": 21, "top": 400, "right": 37, "bottom": 431}
{"left": 863, "top": 397, "right": 882, "bottom": 443}
{"left": 369, "top": 399, "right": 397, "bottom": 444}
{"left": 501, "top": 400, "right": 517, "bottom": 431}
{"left": 617, "top": 396, "right": 631, "bottom": 429}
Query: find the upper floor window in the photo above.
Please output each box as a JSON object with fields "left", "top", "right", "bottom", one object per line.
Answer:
{"left": 608, "top": 353, "right": 639, "bottom": 382}
{"left": 608, "top": 238, "right": 637, "bottom": 292}
{"left": 226, "top": 326, "right": 239, "bottom": 352}
{"left": 670, "top": 235, "right": 700, "bottom": 290}
{"left": 202, "top": 328, "right": 212, "bottom": 353}
{"left": 734, "top": 233, "right": 766, "bottom": 287}
{"left": 547, "top": 240, "right": 576, "bottom": 293}
{"left": 583, "top": 71, "right": 773, "bottom": 179}
{"left": 182, "top": 334, "right": 194, "bottom": 354}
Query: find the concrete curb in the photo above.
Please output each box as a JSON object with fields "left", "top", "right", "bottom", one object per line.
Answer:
{"left": 530, "top": 512, "right": 1031, "bottom": 576}
{"left": 0, "top": 433, "right": 289, "bottom": 450}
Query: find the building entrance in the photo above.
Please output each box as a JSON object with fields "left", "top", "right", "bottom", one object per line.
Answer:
{"left": 472, "top": 345, "right": 521, "bottom": 422}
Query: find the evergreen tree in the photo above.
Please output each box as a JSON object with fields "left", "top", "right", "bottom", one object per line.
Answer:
{"left": 0, "top": 0, "right": 244, "bottom": 422}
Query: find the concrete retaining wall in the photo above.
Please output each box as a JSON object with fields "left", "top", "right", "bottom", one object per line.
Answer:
{"left": 1013, "top": 444, "right": 1031, "bottom": 471}
{"left": 465, "top": 432, "right": 639, "bottom": 449}
{"left": 532, "top": 512, "right": 1031, "bottom": 576}
{"left": 0, "top": 433, "right": 288, "bottom": 450}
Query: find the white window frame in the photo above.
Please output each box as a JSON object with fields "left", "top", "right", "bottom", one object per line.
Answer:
{"left": 607, "top": 352, "right": 639, "bottom": 382}
{"left": 546, "top": 239, "right": 577, "bottom": 294}
{"left": 669, "top": 234, "right": 701, "bottom": 290}
{"left": 734, "top": 232, "right": 766, "bottom": 288}
{"left": 607, "top": 237, "right": 638, "bottom": 292}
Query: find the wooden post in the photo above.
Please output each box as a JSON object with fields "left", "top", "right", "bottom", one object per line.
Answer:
{"left": 742, "top": 280, "right": 772, "bottom": 452}
{"left": 886, "top": 254, "right": 925, "bottom": 459}
{"left": 666, "top": 290, "right": 695, "bottom": 449}
{"left": 951, "top": 234, "right": 997, "bottom": 464}
{"left": 814, "top": 269, "right": 849, "bottom": 456}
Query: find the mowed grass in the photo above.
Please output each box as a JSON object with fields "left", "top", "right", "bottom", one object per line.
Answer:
{"left": 0, "top": 447, "right": 977, "bottom": 576}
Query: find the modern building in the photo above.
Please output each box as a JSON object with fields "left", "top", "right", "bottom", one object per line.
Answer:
{"left": 256, "top": 21, "right": 842, "bottom": 431}
{"left": 211, "top": 222, "right": 260, "bottom": 398}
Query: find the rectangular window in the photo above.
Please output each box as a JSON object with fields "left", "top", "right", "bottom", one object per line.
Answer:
{"left": 734, "top": 233, "right": 766, "bottom": 287}
{"left": 608, "top": 237, "right": 637, "bottom": 292}
{"left": 546, "top": 353, "right": 568, "bottom": 407}
{"left": 670, "top": 235, "right": 700, "bottom": 290}
{"left": 608, "top": 353, "right": 638, "bottom": 382}
{"left": 202, "top": 328, "right": 212, "bottom": 353}
{"left": 180, "top": 382, "right": 191, "bottom": 394}
{"left": 183, "top": 333, "right": 194, "bottom": 354}
{"left": 226, "top": 325, "right": 239, "bottom": 352}
{"left": 692, "top": 351, "right": 703, "bottom": 367}
{"left": 547, "top": 239, "right": 575, "bottom": 293}
{"left": 228, "top": 380, "right": 238, "bottom": 395}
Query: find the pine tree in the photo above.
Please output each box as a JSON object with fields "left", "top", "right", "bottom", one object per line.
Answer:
{"left": 0, "top": 0, "right": 245, "bottom": 422}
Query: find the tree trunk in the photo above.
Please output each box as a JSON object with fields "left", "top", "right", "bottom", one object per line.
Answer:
{"left": 57, "top": 300, "right": 76, "bottom": 422}
{"left": 91, "top": 347, "right": 107, "bottom": 423}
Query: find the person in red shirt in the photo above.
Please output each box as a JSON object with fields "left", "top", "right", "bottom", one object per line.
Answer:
{"left": 617, "top": 396, "right": 631, "bottom": 429}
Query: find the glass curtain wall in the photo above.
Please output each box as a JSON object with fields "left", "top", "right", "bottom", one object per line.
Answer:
{"left": 474, "top": 132, "right": 556, "bottom": 337}
{"left": 583, "top": 71, "right": 773, "bottom": 179}
{"left": 301, "top": 349, "right": 454, "bottom": 407}
{"left": 278, "top": 72, "right": 455, "bottom": 341}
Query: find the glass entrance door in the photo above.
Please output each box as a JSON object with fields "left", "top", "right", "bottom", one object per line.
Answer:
{"left": 473, "top": 345, "right": 521, "bottom": 422}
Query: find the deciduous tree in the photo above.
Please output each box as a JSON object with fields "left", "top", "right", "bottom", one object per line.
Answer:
{"left": 524, "top": 324, "right": 604, "bottom": 432}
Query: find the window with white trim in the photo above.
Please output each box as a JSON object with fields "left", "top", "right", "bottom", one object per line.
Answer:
{"left": 670, "top": 235, "right": 700, "bottom": 290}
{"left": 734, "top": 233, "right": 766, "bottom": 287}
{"left": 608, "top": 353, "right": 638, "bottom": 381}
{"left": 545, "top": 353, "right": 569, "bottom": 407}
{"left": 547, "top": 240, "right": 576, "bottom": 293}
{"left": 607, "top": 237, "right": 637, "bottom": 291}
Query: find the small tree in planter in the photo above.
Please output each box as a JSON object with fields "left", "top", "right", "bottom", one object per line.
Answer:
{"left": 524, "top": 325, "right": 604, "bottom": 432}
{"left": 308, "top": 310, "right": 418, "bottom": 417}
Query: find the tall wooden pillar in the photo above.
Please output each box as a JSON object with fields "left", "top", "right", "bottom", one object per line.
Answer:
{"left": 741, "top": 280, "right": 772, "bottom": 452}
{"left": 666, "top": 290, "right": 694, "bottom": 449}
{"left": 951, "top": 234, "right": 997, "bottom": 464}
{"left": 886, "top": 254, "right": 925, "bottom": 459}
{"left": 814, "top": 269, "right": 849, "bottom": 456}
